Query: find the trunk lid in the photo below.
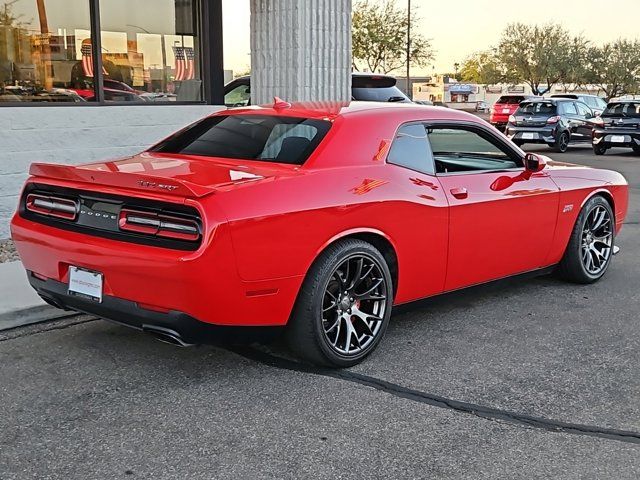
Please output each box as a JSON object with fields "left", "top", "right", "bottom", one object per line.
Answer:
{"left": 601, "top": 116, "right": 640, "bottom": 130}
{"left": 29, "top": 152, "right": 301, "bottom": 199}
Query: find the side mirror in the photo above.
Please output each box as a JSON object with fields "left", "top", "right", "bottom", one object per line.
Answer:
{"left": 524, "top": 153, "right": 547, "bottom": 173}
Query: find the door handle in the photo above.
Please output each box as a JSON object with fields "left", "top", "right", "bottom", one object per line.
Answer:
{"left": 450, "top": 187, "right": 468, "bottom": 199}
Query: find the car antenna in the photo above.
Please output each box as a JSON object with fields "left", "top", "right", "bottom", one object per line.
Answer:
{"left": 273, "top": 97, "right": 292, "bottom": 110}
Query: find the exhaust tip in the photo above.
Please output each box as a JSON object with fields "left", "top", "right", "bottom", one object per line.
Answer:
{"left": 142, "top": 325, "right": 195, "bottom": 348}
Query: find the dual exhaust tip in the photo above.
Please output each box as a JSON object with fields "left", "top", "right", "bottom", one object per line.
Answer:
{"left": 142, "top": 325, "right": 195, "bottom": 348}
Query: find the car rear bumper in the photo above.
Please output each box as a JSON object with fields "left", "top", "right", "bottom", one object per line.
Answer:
{"left": 506, "top": 125, "right": 557, "bottom": 144}
{"left": 593, "top": 128, "right": 640, "bottom": 149}
{"left": 11, "top": 213, "right": 303, "bottom": 328}
{"left": 28, "top": 272, "right": 283, "bottom": 344}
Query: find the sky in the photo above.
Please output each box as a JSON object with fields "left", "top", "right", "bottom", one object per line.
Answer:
{"left": 7, "top": 0, "right": 640, "bottom": 76}
{"left": 222, "top": 0, "right": 640, "bottom": 76}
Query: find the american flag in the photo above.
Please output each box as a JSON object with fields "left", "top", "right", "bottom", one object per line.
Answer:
{"left": 173, "top": 46, "right": 196, "bottom": 81}
{"left": 81, "top": 43, "right": 107, "bottom": 78}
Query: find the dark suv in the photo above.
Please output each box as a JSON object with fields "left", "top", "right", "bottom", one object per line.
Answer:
{"left": 551, "top": 94, "right": 607, "bottom": 116}
{"left": 505, "top": 98, "right": 596, "bottom": 153}
{"left": 223, "top": 73, "right": 411, "bottom": 107}
{"left": 592, "top": 100, "right": 640, "bottom": 155}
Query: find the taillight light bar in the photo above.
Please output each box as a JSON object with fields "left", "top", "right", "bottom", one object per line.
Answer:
{"left": 119, "top": 209, "right": 200, "bottom": 241}
{"left": 26, "top": 194, "right": 78, "bottom": 220}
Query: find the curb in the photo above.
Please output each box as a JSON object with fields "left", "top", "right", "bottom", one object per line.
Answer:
{"left": 0, "top": 304, "right": 67, "bottom": 331}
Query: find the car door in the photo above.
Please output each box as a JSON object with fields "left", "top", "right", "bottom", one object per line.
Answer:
{"left": 426, "top": 123, "right": 560, "bottom": 291}
{"left": 385, "top": 123, "right": 449, "bottom": 299}
{"left": 574, "top": 102, "right": 595, "bottom": 140}
{"left": 560, "top": 101, "right": 584, "bottom": 140}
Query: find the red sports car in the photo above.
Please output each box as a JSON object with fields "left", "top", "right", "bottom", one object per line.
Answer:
{"left": 11, "top": 101, "right": 628, "bottom": 367}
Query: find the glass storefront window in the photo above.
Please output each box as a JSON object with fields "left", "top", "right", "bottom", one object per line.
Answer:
{"left": 0, "top": 0, "right": 93, "bottom": 102}
{"left": 98, "top": 0, "right": 202, "bottom": 102}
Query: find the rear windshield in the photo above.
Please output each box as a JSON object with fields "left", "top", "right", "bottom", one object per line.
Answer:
{"left": 352, "top": 86, "right": 409, "bottom": 102}
{"left": 602, "top": 102, "right": 640, "bottom": 118}
{"left": 496, "top": 96, "right": 526, "bottom": 105}
{"left": 517, "top": 102, "right": 556, "bottom": 115}
{"left": 152, "top": 115, "right": 331, "bottom": 165}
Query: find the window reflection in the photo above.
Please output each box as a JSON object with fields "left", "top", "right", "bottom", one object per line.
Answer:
{"left": 0, "top": 0, "right": 92, "bottom": 102}
{"left": 99, "top": 0, "right": 202, "bottom": 102}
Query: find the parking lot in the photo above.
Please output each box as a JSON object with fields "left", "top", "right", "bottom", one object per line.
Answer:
{"left": 1, "top": 145, "right": 639, "bottom": 479}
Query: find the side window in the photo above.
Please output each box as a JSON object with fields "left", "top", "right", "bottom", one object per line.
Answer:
{"left": 224, "top": 84, "right": 251, "bottom": 107}
{"left": 387, "top": 124, "right": 434, "bottom": 174}
{"left": 427, "top": 127, "right": 521, "bottom": 174}
{"left": 560, "top": 102, "right": 578, "bottom": 115}
{"left": 575, "top": 102, "right": 591, "bottom": 117}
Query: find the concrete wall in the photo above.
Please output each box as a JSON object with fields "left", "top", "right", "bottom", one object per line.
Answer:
{"left": 0, "top": 105, "right": 223, "bottom": 239}
{"left": 250, "top": 0, "right": 352, "bottom": 104}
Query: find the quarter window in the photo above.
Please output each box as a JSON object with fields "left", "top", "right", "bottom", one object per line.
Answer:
{"left": 387, "top": 124, "right": 434, "bottom": 174}
{"left": 427, "top": 127, "right": 520, "bottom": 173}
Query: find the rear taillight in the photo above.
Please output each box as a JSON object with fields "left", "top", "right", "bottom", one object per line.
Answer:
{"left": 26, "top": 194, "right": 78, "bottom": 220}
{"left": 119, "top": 209, "right": 200, "bottom": 241}
{"left": 508, "top": 115, "right": 516, "bottom": 123}
{"left": 593, "top": 117, "right": 604, "bottom": 127}
{"left": 546, "top": 116, "right": 560, "bottom": 124}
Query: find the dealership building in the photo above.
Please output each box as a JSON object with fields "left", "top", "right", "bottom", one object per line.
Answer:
{"left": 0, "top": 0, "right": 352, "bottom": 237}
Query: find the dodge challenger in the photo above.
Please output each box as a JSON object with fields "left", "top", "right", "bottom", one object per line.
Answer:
{"left": 11, "top": 100, "right": 629, "bottom": 367}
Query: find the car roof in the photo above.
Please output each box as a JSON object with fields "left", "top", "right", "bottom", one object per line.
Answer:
{"left": 227, "top": 72, "right": 397, "bottom": 86}
{"left": 522, "top": 98, "right": 572, "bottom": 104}
{"left": 551, "top": 94, "right": 599, "bottom": 98}
{"left": 220, "top": 100, "right": 477, "bottom": 122}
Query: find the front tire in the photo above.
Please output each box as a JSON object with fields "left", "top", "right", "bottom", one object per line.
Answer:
{"left": 633, "top": 145, "right": 640, "bottom": 155}
{"left": 286, "top": 239, "right": 393, "bottom": 367}
{"left": 556, "top": 196, "right": 615, "bottom": 284}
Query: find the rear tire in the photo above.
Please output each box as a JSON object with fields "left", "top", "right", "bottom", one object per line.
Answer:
{"left": 286, "top": 239, "right": 393, "bottom": 368}
{"left": 556, "top": 196, "right": 614, "bottom": 284}
{"left": 593, "top": 144, "right": 607, "bottom": 156}
{"left": 552, "top": 131, "right": 570, "bottom": 153}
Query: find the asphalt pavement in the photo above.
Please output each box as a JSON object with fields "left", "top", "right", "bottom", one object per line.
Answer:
{"left": 1, "top": 144, "right": 639, "bottom": 479}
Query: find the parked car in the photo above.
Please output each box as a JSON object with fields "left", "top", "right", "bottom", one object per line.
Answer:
{"left": 592, "top": 100, "right": 640, "bottom": 155}
{"left": 506, "top": 98, "right": 597, "bottom": 153}
{"left": 489, "top": 94, "right": 540, "bottom": 131}
{"left": 551, "top": 94, "right": 607, "bottom": 116}
{"left": 11, "top": 102, "right": 628, "bottom": 367}
{"left": 475, "top": 100, "right": 489, "bottom": 112}
{"left": 224, "top": 73, "right": 411, "bottom": 107}
{"left": 432, "top": 101, "right": 449, "bottom": 108}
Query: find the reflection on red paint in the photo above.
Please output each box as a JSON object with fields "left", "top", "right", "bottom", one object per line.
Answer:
{"left": 505, "top": 188, "right": 554, "bottom": 197}
{"left": 418, "top": 194, "right": 436, "bottom": 201}
{"left": 350, "top": 178, "right": 388, "bottom": 195}
{"left": 409, "top": 177, "right": 439, "bottom": 190}
{"left": 373, "top": 139, "right": 391, "bottom": 161}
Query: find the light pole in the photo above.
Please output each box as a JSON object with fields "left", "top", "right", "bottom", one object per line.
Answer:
{"left": 406, "top": 0, "right": 411, "bottom": 100}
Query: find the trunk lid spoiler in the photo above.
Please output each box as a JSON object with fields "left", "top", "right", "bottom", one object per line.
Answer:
{"left": 29, "top": 163, "right": 217, "bottom": 199}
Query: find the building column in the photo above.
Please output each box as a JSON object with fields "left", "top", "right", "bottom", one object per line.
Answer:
{"left": 250, "top": 0, "right": 352, "bottom": 104}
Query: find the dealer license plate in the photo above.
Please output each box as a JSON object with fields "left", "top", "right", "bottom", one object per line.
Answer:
{"left": 502, "top": 108, "right": 510, "bottom": 114}
{"left": 68, "top": 266, "right": 103, "bottom": 302}
{"left": 610, "top": 135, "right": 625, "bottom": 143}
{"left": 522, "top": 132, "right": 537, "bottom": 140}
